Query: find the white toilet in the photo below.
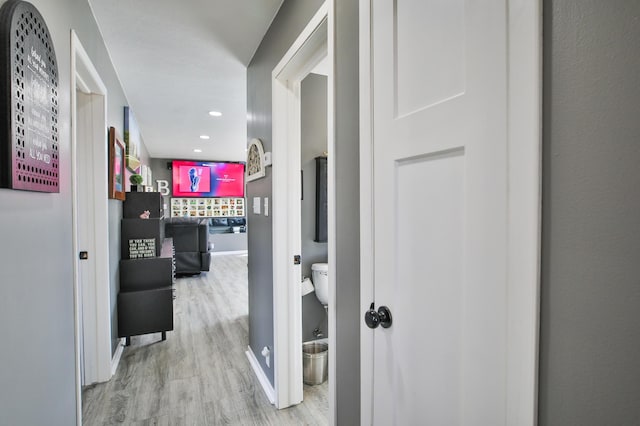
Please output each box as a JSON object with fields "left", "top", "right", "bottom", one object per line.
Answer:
{"left": 311, "top": 263, "right": 329, "bottom": 307}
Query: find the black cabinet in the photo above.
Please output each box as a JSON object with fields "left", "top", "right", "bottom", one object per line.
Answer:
{"left": 123, "top": 191, "right": 163, "bottom": 219}
{"left": 118, "top": 192, "right": 174, "bottom": 344}
{"left": 118, "top": 288, "right": 173, "bottom": 339}
{"left": 315, "top": 156, "right": 328, "bottom": 242}
{"left": 120, "top": 218, "right": 165, "bottom": 258}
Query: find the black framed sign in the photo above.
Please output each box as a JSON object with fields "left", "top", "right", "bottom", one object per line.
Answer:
{"left": 0, "top": 0, "right": 59, "bottom": 192}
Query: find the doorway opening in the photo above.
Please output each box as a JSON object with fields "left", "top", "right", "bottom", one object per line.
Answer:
{"left": 270, "top": 2, "right": 335, "bottom": 420}
{"left": 71, "top": 30, "right": 116, "bottom": 423}
{"left": 299, "top": 60, "right": 330, "bottom": 411}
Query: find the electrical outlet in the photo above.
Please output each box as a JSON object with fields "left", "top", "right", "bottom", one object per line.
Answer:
{"left": 261, "top": 346, "right": 271, "bottom": 368}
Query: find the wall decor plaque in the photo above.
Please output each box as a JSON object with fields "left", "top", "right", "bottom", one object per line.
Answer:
{"left": 0, "top": 0, "right": 59, "bottom": 192}
{"left": 246, "top": 138, "right": 266, "bottom": 182}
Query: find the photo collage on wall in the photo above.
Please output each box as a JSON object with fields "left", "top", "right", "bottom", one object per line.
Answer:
{"left": 171, "top": 197, "right": 245, "bottom": 218}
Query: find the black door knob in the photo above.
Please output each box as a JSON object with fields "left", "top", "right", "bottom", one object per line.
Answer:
{"left": 365, "top": 303, "right": 380, "bottom": 329}
{"left": 364, "top": 303, "right": 392, "bottom": 329}
{"left": 377, "top": 306, "right": 392, "bottom": 329}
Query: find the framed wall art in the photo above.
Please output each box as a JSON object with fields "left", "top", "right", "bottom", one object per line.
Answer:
{"left": 246, "top": 138, "right": 266, "bottom": 182}
{"left": 108, "top": 127, "right": 126, "bottom": 200}
{"left": 123, "top": 106, "right": 141, "bottom": 172}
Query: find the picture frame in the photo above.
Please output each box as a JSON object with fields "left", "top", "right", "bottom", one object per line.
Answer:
{"left": 246, "top": 138, "right": 266, "bottom": 182}
{"left": 123, "top": 106, "right": 141, "bottom": 172}
{"left": 108, "top": 127, "right": 126, "bottom": 201}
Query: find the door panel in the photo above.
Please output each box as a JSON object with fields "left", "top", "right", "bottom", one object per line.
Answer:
{"left": 370, "top": 0, "right": 508, "bottom": 424}
{"left": 395, "top": 0, "right": 465, "bottom": 115}
{"left": 394, "top": 149, "right": 464, "bottom": 425}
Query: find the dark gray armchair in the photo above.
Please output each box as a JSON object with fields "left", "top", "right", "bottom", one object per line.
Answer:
{"left": 164, "top": 218, "right": 213, "bottom": 275}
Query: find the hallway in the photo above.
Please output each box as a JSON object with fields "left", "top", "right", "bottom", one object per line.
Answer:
{"left": 82, "top": 253, "right": 328, "bottom": 425}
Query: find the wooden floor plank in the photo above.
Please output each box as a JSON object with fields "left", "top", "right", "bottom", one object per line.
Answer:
{"left": 82, "top": 253, "right": 328, "bottom": 425}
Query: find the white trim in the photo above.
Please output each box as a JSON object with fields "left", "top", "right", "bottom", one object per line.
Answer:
{"left": 71, "top": 30, "right": 111, "bottom": 425}
{"left": 211, "top": 250, "right": 248, "bottom": 256}
{"left": 272, "top": 5, "right": 328, "bottom": 79}
{"left": 506, "top": 0, "right": 542, "bottom": 424}
{"left": 271, "top": 2, "right": 329, "bottom": 411}
{"left": 111, "top": 338, "right": 126, "bottom": 376}
{"left": 358, "top": 1, "right": 541, "bottom": 424}
{"left": 70, "top": 31, "right": 82, "bottom": 426}
{"left": 246, "top": 347, "right": 276, "bottom": 404}
{"left": 75, "top": 73, "right": 91, "bottom": 94}
{"left": 272, "top": 59, "right": 304, "bottom": 411}
{"left": 358, "top": 0, "right": 374, "bottom": 424}
{"left": 326, "top": 1, "right": 336, "bottom": 425}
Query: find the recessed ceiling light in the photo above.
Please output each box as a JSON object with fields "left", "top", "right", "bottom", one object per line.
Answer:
{"left": 199, "top": 135, "right": 210, "bottom": 140}
{"left": 193, "top": 149, "right": 202, "bottom": 153}
{"left": 208, "top": 111, "right": 222, "bottom": 117}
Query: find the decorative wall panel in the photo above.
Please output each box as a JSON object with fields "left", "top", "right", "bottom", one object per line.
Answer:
{"left": 0, "top": 0, "right": 59, "bottom": 192}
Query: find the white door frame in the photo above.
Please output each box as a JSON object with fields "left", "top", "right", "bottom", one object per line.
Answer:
{"left": 358, "top": 1, "right": 542, "bottom": 424}
{"left": 271, "top": 2, "right": 335, "bottom": 416}
{"left": 70, "top": 30, "right": 113, "bottom": 423}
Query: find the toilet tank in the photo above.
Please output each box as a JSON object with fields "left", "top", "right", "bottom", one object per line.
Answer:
{"left": 311, "top": 263, "right": 329, "bottom": 305}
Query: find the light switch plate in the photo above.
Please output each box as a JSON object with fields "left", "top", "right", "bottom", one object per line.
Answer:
{"left": 253, "top": 197, "right": 261, "bottom": 214}
{"left": 264, "top": 197, "right": 269, "bottom": 216}
{"left": 264, "top": 151, "right": 272, "bottom": 166}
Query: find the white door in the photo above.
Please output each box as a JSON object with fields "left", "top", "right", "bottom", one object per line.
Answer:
{"left": 361, "top": 0, "right": 540, "bottom": 424}
{"left": 76, "top": 90, "right": 97, "bottom": 386}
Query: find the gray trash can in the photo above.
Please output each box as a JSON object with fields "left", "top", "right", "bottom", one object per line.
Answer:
{"left": 303, "top": 341, "right": 328, "bottom": 385}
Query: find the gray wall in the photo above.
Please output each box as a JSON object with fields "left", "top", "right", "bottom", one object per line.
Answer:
{"left": 149, "top": 157, "right": 172, "bottom": 216}
{"left": 211, "top": 232, "right": 248, "bottom": 253}
{"left": 333, "top": 0, "right": 360, "bottom": 422}
{"left": 246, "top": 0, "right": 325, "bottom": 386}
{"left": 0, "top": 0, "right": 140, "bottom": 423}
{"left": 301, "top": 74, "right": 329, "bottom": 342}
{"left": 539, "top": 1, "right": 640, "bottom": 424}
{"left": 109, "top": 195, "right": 122, "bottom": 356}
{"left": 247, "top": 2, "right": 360, "bottom": 421}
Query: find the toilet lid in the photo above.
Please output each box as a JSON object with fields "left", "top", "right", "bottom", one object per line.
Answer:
{"left": 311, "top": 263, "right": 328, "bottom": 271}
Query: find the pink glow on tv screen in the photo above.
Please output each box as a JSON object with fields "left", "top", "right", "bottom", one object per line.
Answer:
{"left": 172, "top": 161, "right": 244, "bottom": 197}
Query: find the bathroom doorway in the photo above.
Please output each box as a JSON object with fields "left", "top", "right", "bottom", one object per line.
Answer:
{"left": 300, "top": 68, "right": 329, "bottom": 346}
{"left": 271, "top": 3, "right": 335, "bottom": 419}
{"left": 299, "top": 65, "right": 330, "bottom": 415}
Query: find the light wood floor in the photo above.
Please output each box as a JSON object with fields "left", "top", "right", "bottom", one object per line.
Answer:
{"left": 82, "top": 253, "right": 328, "bottom": 425}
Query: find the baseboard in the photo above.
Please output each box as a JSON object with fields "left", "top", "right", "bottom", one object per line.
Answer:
{"left": 245, "top": 346, "right": 275, "bottom": 404}
{"left": 110, "top": 338, "right": 126, "bottom": 376}
{"left": 212, "top": 250, "right": 248, "bottom": 256}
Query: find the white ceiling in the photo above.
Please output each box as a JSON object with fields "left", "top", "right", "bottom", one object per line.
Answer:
{"left": 88, "top": 0, "right": 284, "bottom": 161}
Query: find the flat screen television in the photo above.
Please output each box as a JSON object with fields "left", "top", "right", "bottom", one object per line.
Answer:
{"left": 172, "top": 160, "right": 245, "bottom": 197}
